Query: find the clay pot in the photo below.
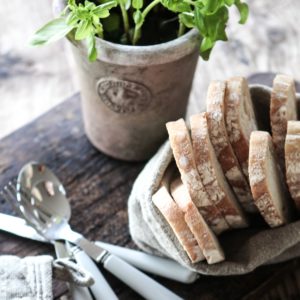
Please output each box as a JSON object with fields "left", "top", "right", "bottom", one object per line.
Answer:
{"left": 53, "top": 0, "right": 200, "bottom": 161}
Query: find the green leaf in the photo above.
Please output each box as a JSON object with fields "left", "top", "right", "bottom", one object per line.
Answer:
{"left": 194, "top": 8, "right": 207, "bottom": 36}
{"left": 93, "top": 9, "right": 110, "bottom": 18}
{"left": 87, "top": 34, "right": 97, "bottom": 61}
{"left": 161, "top": 0, "right": 191, "bottom": 13}
{"left": 84, "top": 0, "right": 96, "bottom": 10}
{"left": 206, "top": 6, "right": 229, "bottom": 40}
{"left": 66, "top": 11, "right": 79, "bottom": 26}
{"left": 201, "top": 0, "right": 221, "bottom": 15}
{"left": 133, "top": 10, "right": 144, "bottom": 29}
{"left": 68, "top": 0, "right": 76, "bottom": 7}
{"left": 224, "top": 0, "right": 235, "bottom": 5}
{"left": 179, "top": 12, "right": 194, "bottom": 28}
{"left": 235, "top": 0, "right": 249, "bottom": 24}
{"left": 75, "top": 20, "right": 93, "bottom": 40}
{"left": 93, "top": 0, "right": 118, "bottom": 13}
{"left": 132, "top": 0, "right": 143, "bottom": 10}
{"left": 200, "top": 37, "right": 215, "bottom": 60}
{"left": 30, "top": 17, "right": 74, "bottom": 46}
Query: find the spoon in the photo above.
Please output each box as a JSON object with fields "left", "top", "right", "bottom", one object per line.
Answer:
{"left": 17, "top": 162, "right": 118, "bottom": 300}
{"left": 14, "top": 162, "right": 182, "bottom": 300}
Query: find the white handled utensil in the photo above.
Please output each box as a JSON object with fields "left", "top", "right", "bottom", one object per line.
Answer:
{"left": 6, "top": 162, "right": 183, "bottom": 300}
{"left": 0, "top": 212, "right": 198, "bottom": 283}
{"left": 66, "top": 242, "right": 118, "bottom": 300}
{"left": 54, "top": 241, "right": 93, "bottom": 300}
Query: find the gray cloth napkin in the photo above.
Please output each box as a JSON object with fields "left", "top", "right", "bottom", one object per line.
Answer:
{"left": 128, "top": 84, "right": 300, "bottom": 276}
{"left": 0, "top": 255, "right": 53, "bottom": 300}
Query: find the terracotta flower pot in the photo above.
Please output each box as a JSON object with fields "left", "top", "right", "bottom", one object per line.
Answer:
{"left": 54, "top": 0, "right": 200, "bottom": 161}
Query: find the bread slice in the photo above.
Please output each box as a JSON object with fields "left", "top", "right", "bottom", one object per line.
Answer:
{"left": 270, "top": 74, "right": 298, "bottom": 171}
{"left": 152, "top": 166, "right": 204, "bottom": 263}
{"left": 206, "top": 81, "right": 256, "bottom": 213}
{"left": 249, "top": 131, "right": 292, "bottom": 227}
{"left": 285, "top": 121, "right": 300, "bottom": 211}
{"left": 166, "top": 119, "right": 229, "bottom": 234}
{"left": 171, "top": 177, "right": 225, "bottom": 264}
{"left": 190, "top": 113, "right": 248, "bottom": 229}
{"left": 225, "top": 77, "right": 258, "bottom": 178}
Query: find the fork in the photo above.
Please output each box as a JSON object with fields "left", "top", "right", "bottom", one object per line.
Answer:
{"left": 1, "top": 180, "right": 118, "bottom": 300}
{"left": 2, "top": 180, "right": 183, "bottom": 300}
{"left": 0, "top": 179, "right": 198, "bottom": 284}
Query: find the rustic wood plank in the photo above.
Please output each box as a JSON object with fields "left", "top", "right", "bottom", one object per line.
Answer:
{"left": 1, "top": 90, "right": 300, "bottom": 299}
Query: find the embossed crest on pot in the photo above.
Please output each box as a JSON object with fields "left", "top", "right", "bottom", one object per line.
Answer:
{"left": 97, "top": 78, "right": 152, "bottom": 114}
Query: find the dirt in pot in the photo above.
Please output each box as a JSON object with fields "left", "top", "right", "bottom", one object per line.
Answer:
{"left": 76, "top": 0, "right": 180, "bottom": 46}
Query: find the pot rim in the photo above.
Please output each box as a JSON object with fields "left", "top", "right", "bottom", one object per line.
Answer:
{"left": 70, "top": 28, "right": 201, "bottom": 66}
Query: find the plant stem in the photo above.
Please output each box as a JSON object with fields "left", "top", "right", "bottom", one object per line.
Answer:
{"left": 120, "top": 3, "right": 130, "bottom": 43}
{"left": 132, "top": 0, "right": 161, "bottom": 45}
{"left": 178, "top": 22, "right": 186, "bottom": 37}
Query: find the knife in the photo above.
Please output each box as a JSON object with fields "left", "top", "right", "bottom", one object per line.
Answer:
{"left": 0, "top": 212, "right": 198, "bottom": 283}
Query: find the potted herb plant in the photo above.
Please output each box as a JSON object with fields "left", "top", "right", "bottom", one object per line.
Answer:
{"left": 31, "top": 0, "right": 248, "bottom": 161}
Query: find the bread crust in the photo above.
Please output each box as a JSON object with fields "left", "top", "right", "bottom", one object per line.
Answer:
{"left": 171, "top": 177, "right": 225, "bottom": 264}
{"left": 152, "top": 166, "right": 204, "bottom": 263}
{"left": 249, "top": 131, "right": 291, "bottom": 227}
{"left": 206, "top": 81, "right": 256, "bottom": 213}
{"left": 190, "top": 113, "right": 248, "bottom": 229}
{"left": 270, "top": 74, "right": 298, "bottom": 171}
{"left": 285, "top": 121, "right": 300, "bottom": 211}
{"left": 225, "top": 77, "right": 258, "bottom": 178}
{"left": 166, "top": 119, "right": 229, "bottom": 234}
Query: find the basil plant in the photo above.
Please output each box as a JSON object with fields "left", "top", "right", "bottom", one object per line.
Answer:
{"left": 31, "top": 0, "right": 249, "bottom": 61}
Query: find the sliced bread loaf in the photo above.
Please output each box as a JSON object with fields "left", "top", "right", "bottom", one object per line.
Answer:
{"left": 190, "top": 113, "right": 248, "bottom": 228}
{"left": 171, "top": 177, "right": 225, "bottom": 264}
{"left": 285, "top": 121, "right": 300, "bottom": 211}
{"left": 166, "top": 119, "right": 229, "bottom": 234}
{"left": 225, "top": 77, "right": 258, "bottom": 178}
{"left": 270, "top": 74, "right": 298, "bottom": 170}
{"left": 206, "top": 80, "right": 256, "bottom": 213}
{"left": 249, "top": 131, "right": 292, "bottom": 227}
{"left": 152, "top": 166, "right": 204, "bottom": 263}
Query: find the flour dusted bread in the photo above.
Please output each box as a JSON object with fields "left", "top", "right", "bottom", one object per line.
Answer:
{"left": 170, "top": 177, "right": 225, "bottom": 264}
{"left": 225, "top": 77, "right": 258, "bottom": 178}
{"left": 190, "top": 113, "right": 248, "bottom": 228}
{"left": 270, "top": 74, "right": 298, "bottom": 170}
{"left": 249, "top": 131, "right": 292, "bottom": 227}
{"left": 206, "top": 81, "right": 256, "bottom": 213}
{"left": 285, "top": 121, "right": 300, "bottom": 211}
{"left": 152, "top": 166, "right": 204, "bottom": 263}
{"left": 166, "top": 119, "right": 229, "bottom": 234}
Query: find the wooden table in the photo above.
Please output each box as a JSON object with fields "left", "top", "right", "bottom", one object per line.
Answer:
{"left": 1, "top": 74, "right": 300, "bottom": 300}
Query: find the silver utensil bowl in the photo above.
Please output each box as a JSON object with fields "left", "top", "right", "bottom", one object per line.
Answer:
{"left": 18, "top": 162, "right": 70, "bottom": 219}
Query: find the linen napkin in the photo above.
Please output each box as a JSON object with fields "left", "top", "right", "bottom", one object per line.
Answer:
{"left": 0, "top": 255, "right": 53, "bottom": 300}
{"left": 128, "top": 84, "right": 300, "bottom": 275}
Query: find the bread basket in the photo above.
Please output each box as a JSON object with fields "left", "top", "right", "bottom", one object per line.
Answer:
{"left": 128, "top": 84, "right": 300, "bottom": 275}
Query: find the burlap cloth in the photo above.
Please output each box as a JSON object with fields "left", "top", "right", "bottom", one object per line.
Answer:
{"left": 128, "top": 84, "right": 300, "bottom": 276}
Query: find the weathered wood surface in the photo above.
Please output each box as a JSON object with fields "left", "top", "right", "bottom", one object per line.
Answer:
{"left": 0, "top": 0, "right": 75, "bottom": 138}
{"left": 1, "top": 73, "right": 300, "bottom": 299}
{"left": 1, "top": 0, "right": 300, "bottom": 139}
